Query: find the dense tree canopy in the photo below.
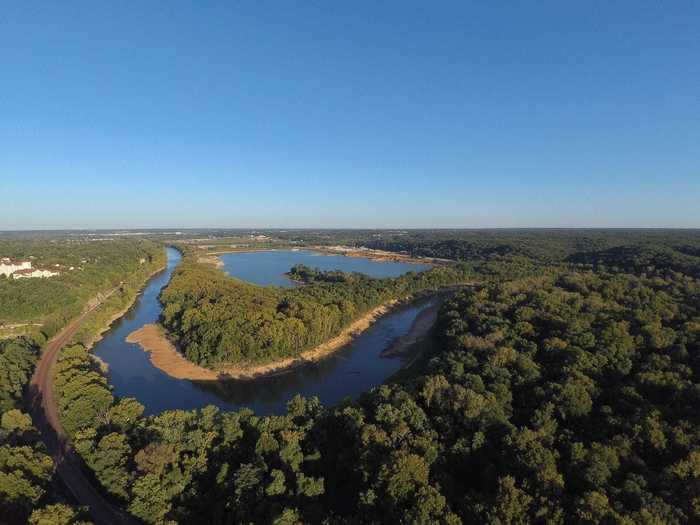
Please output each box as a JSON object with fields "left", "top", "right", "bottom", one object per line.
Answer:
{"left": 0, "top": 335, "right": 92, "bottom": 524}
{"left": 418, "top": 271, "right": 700, "bottom": 523}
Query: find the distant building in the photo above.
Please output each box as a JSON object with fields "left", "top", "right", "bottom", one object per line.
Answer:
{"left": 1, "top": 257, "right": 61, "bottom": 279}
{"left": 0, "top": 258, "right": 32, "bottom": 277}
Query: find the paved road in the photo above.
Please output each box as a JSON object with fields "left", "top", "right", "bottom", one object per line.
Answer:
{"left": 27, "top": 288, "right": 140, "bottom": 525}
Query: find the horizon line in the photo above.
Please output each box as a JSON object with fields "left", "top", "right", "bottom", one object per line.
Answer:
{"left": 2, "top": 226, "right": 700, "bottom": 233}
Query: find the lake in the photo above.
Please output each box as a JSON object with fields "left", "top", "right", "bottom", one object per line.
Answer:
{"left": 219, "top": 249, "right": 430, "bottom": 286}
{"left": 94, "top": 247, "right": 434, "bottom": 416}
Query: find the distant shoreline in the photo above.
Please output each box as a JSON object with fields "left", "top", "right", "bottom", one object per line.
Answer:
{"left": 310, "top": 246, "right": 440, "bottom": 265}
{"left": 197, "top": 245, "right": 441, "bottom": 267}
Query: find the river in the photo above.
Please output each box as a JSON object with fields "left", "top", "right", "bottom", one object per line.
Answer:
{"left": 94, "top": 247, "right": 436, "bottom": 415}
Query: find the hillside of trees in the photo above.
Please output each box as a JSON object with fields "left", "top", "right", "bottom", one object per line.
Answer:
{"left": 159, "top": 261, "right": 474, "bottom": 368}
{"left": 0, "top": 239, "right": 166, "bottom": 336}
{"left": 354, "top": 230, "right": 700, "bottom": 264}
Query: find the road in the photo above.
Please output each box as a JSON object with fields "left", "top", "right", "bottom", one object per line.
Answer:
{"left": 27, "top": 287, "right": 140, "bottom": 525}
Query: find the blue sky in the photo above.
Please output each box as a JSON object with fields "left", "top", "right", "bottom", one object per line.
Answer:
{"left": 2, "top": 2, "right": 699, "bottom": 229}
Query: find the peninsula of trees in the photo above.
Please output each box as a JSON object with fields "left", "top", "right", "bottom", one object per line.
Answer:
{"left": 158, "top": 258, "right": 473, "bottom": 368}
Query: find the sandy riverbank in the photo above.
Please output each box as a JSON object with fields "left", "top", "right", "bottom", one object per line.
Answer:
{"left": 126, "top": 299, "right": 399, "bottom": 381}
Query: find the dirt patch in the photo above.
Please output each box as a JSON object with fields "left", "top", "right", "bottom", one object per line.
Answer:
{"left": 126, "top": 300, "right": 399, "bottom": 381}
{"left": 197, "top": 254, "right": 224, "bottom": 267}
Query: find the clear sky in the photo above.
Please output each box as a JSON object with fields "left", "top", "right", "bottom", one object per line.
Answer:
{"left": 2, "top": 2, "right": 699, "bottom": 229}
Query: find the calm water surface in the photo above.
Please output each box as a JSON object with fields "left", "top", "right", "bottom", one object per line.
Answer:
{"left": 219, "top": 249, "right": 430, "bottom": 286}
{"left": 95, "top": 248, "right": 433, "bottom": 416}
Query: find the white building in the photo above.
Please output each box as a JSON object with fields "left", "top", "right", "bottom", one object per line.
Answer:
{"left": 0, "top": 258, "right": 32, "bottom": 277}
{"left": 1, "top": 257, "right": 61, "bottom": 279}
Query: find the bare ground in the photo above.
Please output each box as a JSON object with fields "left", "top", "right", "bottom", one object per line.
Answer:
{"left": 311, "top": 245, "right": 439, "bottom": 265}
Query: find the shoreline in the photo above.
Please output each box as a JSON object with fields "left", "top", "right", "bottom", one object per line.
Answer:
{"left": 126, "top": 299, "right": 400, "bottom": 381}
{"left": 310, "top": 245, "right": 443, "bottom": 265}
{"left": 197, "top": 254, "right": 224, "bottom": 267}
{"left": 202, "top": 245, "right": 441, "bottom": 267}
{"left": 204, "top": 246, "right": 294, "bottom": 256}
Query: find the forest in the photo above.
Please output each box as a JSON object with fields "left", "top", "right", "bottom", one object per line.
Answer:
{"left": 5, "top": 231, "right": 700, "bottom": 524}
{"left": 40, "top": 235, "right": 700, "bottom": 524}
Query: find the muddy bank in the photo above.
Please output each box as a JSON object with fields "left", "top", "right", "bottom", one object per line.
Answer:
{"left": 381, "top": 299, "right": 441, "bottom": 358}
{"left": 126, "top": 300, "right": 399, "bottom": 381}
{"left": 381, "top": 287, "right": 468, "bottom": 360}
